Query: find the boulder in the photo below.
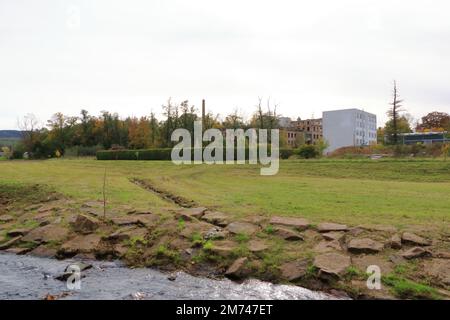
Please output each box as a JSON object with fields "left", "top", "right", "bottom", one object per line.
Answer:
{"left": 401, "top": 232, "right": 431, "bottom": 246}
{"left": 71, "top": 214, "right": 100, "bottom": 234}
{"left": 176, "top": 207, "right": 207, "bottom": 221}
{"left": 21, "top": 224, "right": 70, "bottom": 243}
{"left": 317, "top": 223, "right": 348, "bottom": 233}
{"left": 273, "top": 227, "right": 303, "bottom": 241}
{"left": 313, "top": 240, "right": 342, "bottom": 253}
{"left": 313, "top": 252, "right": 351, "bottom": 280}
{"left": 55, "top": 262, "right": 93, "bottom": 281}
{"left": 388, "top": 234, "right": 402, "bottom": 249}
{"left": 279, "top": 259, "right": 309, "bottom": 281}
{"left": 225, "top": 257, "right": 249, "bottom": 279}
{"left": 201, "top": 211, "right": 229, "bottom": 227}
{"left": 400, "top": 247, "right": 432, "bottom": 260}
{"left": 226, "top": 222, "right": 259, "bottom": 235}
{"left": 247, "top": 240, "right": 269, "bottom": 253}
{"left": 322, "top": 231, "right": 345, "bottom": 242}
{"left": 269, "top": 216, "right": 309, "bottom": 231}
{"left": 0, "top": 215, "right": 14, "bottom": 223}
{"left": 347, "top": 238, "right": 384, "bottom": 254}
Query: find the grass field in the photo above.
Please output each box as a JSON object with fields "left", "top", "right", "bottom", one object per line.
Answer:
{"left": 1, "top": 158, "right": 449, "bottom": 232}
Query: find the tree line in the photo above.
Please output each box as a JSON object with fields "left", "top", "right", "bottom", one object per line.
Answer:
{"left": 16, "top": 98, "right": 281, "bottom": 158}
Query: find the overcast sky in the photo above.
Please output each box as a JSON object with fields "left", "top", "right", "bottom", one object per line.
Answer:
{"left": 1, "top": 0, "right": 450, "bottom": 129}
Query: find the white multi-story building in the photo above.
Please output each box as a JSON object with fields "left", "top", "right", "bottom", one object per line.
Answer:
{"left": 322, "top": 108, "right": 377, "bottom": 154}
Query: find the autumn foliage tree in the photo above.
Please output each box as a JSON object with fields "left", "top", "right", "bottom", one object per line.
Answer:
{"left": 417, "top": 111, "right": 450, "bottom": 132}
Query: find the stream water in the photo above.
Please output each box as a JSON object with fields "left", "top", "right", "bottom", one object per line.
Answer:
{"left": 0, "top": 253, "right": 335, "bottom": 300}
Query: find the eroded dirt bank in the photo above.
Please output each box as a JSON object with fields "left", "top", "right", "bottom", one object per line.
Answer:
{"left": 0, "top": 183, "right": 449, "bottom": 300}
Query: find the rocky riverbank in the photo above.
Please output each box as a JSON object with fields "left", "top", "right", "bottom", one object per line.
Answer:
{"left": 0, "top": 184, "right": 449, "bottom": 300}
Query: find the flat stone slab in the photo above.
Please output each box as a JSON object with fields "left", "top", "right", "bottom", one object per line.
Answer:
{"left": 179, "top": 221, "right": 218, "bottom": 239}
{"left": 313, "top": 252, "right": 351, "bottom": 279}
{"left": 201, "top": 211, "right": 229, "bottom": 227}
{"left": 22, "top": 225, "right": 70, "bottom": 244}
{"left": 401, "top": 232, "right": 431, "bottom": 246}
{"left": 313, "top": 240, "right": 343, "bottom": 253}
{"left": 226, "top": 222, "right": 259, "bottom": 235}
{"left": 6, "top": 247, "right": 32, "bottom": 255}
{"left": 81, "top": 207, "right": 104, "bottom": 217}
{"left": 105, "top": 227, "right": 148, "bottom": 243}
{"left": 37, "top": 204, "right": 61, "bottom": 214}
{"left": 360, "top": 225, "right": 397, "bottom": 233}
{"left": 0, "top": 215, "right": 14, "bottom": 223}
{"left": 176, "top": 207, "right": 207, "bottom": 221}
{"left": 347, "top": 238, "right": 384, "bottom": 254}
{"left": 136, "top": 215, "right": 160, "bottom": 228}
{"left": 209, "top": 241, "right": 237, "bottom": 257}
{"left": 269, "top": 216, "right": 309, "bottom": 231}
{"left": 0, "top": 236, "right": 22, "bottom": 250}
{"left": 6, "top": 228, "right": 32, "bottom": 237}
{"left": 247, "top": 240, "right": 269, "bottom": 253}
{"left": 279, "top": 259, "right": 309, "bottom": 281}
{"left": 71, "top": 214, "right": 100, "bottom": 234}
{"left": 59, "top": 234, "right": 102, "bottom": 256}
{"left": 25, "top": 204, "right": 42, "bottom": 211}
{"left": 29, "top": 245, "right": 57, "bottom": 258}
{"left": 274, "top": 227, "right": 303, "bottom": 241}
{"left": 400, "top": 246, "right": 432, "bottom": 260}
{"left": 110, "top": 216, "right": 140, "bottom": 226}
{"left": 322, "top": 231, "right": 345, "bottom": 242}
{"left": 424, "top": 259, "right": 450, "bottom": 286}
{"left": 225, "top": 257, "right": 248, "bottom": 279}
{"left": 317, "top": 223, "right": 348, "bottom": 233}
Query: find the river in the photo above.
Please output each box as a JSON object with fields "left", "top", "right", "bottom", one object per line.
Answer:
{"left": 0, "top": 253, "right": 335, "bottom": 300}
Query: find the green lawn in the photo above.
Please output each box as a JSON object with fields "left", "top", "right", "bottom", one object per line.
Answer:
{"left": 1, "top": 158, "right": 449, "bottom": 231}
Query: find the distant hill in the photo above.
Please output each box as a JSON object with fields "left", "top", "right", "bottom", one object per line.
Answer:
{"left": 0, "top": 130, "right": 22, "bottom": 139}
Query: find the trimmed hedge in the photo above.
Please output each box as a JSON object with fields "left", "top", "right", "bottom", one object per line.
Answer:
{"left": 97, "top": 148, "right": 294, "bottom": 161}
